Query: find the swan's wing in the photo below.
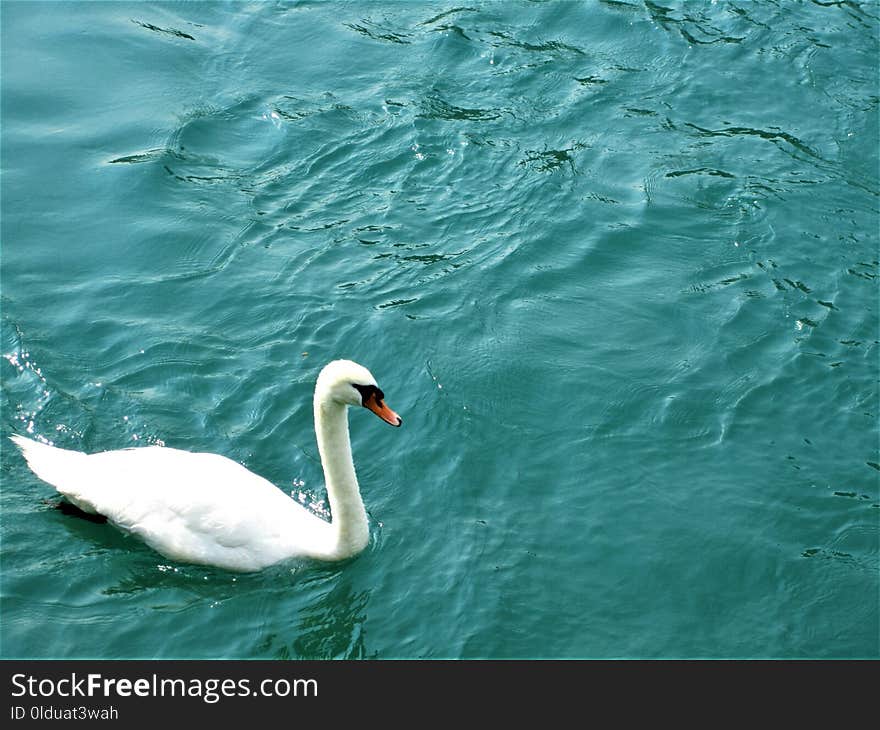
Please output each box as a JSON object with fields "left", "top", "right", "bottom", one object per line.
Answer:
{"left": 11, "top": 436, "right": 331, "bottom": 570}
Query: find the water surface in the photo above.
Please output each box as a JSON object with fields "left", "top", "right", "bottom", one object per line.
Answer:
{"left": 1, "top": 1, "right": 877, "bottom": 658}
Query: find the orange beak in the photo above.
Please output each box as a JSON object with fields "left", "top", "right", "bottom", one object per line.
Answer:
{"left": 364, "top": 391, "right": 402, "bottom": 427}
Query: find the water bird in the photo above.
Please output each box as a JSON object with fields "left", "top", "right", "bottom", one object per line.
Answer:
{"left": 10, "top": 360, "right": 401, "bottom": 571}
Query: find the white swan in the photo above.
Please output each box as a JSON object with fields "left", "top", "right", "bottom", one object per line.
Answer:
{"left": 9, "top": 359, "right": 401, "bottom": 571}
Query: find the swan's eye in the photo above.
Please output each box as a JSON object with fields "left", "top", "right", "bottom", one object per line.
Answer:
{"left": 351, "top": 382, "right": 400, "bottom": 427}
{"left": 352, "top": 383, "right": 383, "bottom": 406}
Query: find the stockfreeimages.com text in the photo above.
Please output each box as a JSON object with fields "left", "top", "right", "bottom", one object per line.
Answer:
{"left": 11, "top": 673, "right": 317, "bottom": 704}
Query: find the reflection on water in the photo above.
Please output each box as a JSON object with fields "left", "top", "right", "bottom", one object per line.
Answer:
{"left": 282, "top": 575, "right": 373, "bottom": 660}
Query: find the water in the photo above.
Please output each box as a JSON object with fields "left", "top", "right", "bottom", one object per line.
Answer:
{"left": 1, "top": 1, "right": 877, "bottom": 659}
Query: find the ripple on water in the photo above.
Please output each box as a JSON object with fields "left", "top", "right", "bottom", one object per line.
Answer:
{"left": 2, "top": 0, "right": 877, "bottom": 659}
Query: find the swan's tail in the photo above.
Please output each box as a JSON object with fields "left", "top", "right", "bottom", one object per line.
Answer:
{"left": 9, "top": 435, "right": 97, "bottom": 513}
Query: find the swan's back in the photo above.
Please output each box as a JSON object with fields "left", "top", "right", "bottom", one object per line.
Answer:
{"left": 10, "top": 435, "right": 333, "bottom": 571}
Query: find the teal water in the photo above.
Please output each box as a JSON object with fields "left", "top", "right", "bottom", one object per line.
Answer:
{"left": 1, "top": 1, "right": 877, "bottom": 659}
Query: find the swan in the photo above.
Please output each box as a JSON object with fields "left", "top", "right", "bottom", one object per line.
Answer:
{"left": 9, "top": 359, "right": 401, "bottom": 571}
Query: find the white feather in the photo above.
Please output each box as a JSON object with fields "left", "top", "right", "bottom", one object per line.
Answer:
{"left": 10, "top": 360, "right": 401, "bottom": 572}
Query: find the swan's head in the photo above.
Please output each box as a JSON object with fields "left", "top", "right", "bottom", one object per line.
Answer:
{"left": 316, "top": 359, "right": 402, "bottom": 427}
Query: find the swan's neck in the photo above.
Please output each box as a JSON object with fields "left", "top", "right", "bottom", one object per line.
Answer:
{"left": 314, "top": 395, "right": 369, "bottom": 558}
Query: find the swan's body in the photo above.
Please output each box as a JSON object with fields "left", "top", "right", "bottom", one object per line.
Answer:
{"left": 10, "top": 360, "right": 401, "bottom": 572}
